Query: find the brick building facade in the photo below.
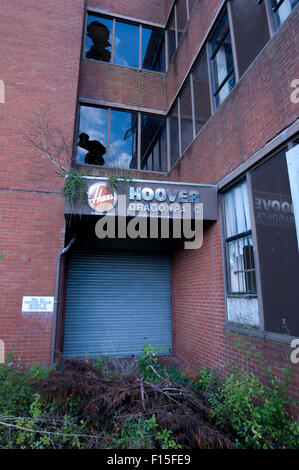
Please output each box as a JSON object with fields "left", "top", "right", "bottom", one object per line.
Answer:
{"left": 0, "top": 0, "right": 298, "bottom": 417}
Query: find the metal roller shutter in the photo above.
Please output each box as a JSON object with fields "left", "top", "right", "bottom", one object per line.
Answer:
{"left": 63, "top": 251, "right": 172, "bottom": 358}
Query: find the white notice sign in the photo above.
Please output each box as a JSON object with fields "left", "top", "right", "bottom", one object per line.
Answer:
{"left": 22, "top": 296, "right": 54, "bottom": 313}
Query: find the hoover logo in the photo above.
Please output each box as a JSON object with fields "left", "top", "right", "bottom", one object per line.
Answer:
{"left": 87, "top": 182, "right": 118, "bottom": 213}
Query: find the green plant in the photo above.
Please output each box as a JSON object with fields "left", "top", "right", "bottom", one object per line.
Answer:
{"left": 0, "top": 364, "right": 34, "bottom": 417}
{"left": 155, "top": 428, "right": 182, "bottom": 449}
{"left": 93, "top": 355, "right": 105, "bottom": 374}
{"left": 107, "top": 414, "right": 181, "bottom": 449}
{"left": 137, "top": 345, "right": 163, "bottom": 382}
{"left": 29, "top": 363, "right": 52, "bottom": 379}
{"left": 209, "top": 367, "right": 298, "bottom": 449}
{"left": 107, "top": 174, "right": 134, "bottom": 190}
{"left": 62, "top": 169, "right": 87, "bottom": 206}
{"left": 66, "top": 395, "right": 83, "bottom": 416}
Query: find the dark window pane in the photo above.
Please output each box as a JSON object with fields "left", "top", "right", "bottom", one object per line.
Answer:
{"left": 141, "top": 27, "right": 165, "bottom": 72}
{"left": 169, "top": 102, "right": 180, "bottom": 167}
{"left": 180, "top": 79, "right": 193, "bottom": 153}
{"left": 177, "top": 0, "right": 187, "bottom": 42}
{"left": 167, "top": 9, "right": 176, "bottom": 65}
{"left": 141, "top": 114, "right": 167, "bottom": 172}
{"left": 230, "top": 0, "right": 270, "bottom": 77}
{"left": 210, "top": 13, "right": 235, "bottom": 107}
{"left": 77, "top": 105, "right": 108, "bottom": 166}
{"left": 192, "top": 53, "right": 211, "bottom": 133}
{"left": 109, "top": 109, "right": 138, "bottom": 169}
{"left": 114, "top": 21, "right": 139, "bottom": 68}
{"left": 251, "top": 149, "right": 299, "bottom": 336}
{"left": 85, "top": 14, "right": 112, "bottom": 63}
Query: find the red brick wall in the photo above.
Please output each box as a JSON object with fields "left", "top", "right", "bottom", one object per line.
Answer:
{"left": 172, "top": 224, "right": 299, "bottom": 419}
{"left": 168, "top": 5, "right": 299, "bottom": 420}
{"left": 87, "top": 0, "right": 167, "bottom": 24}
{"left": 168, "top": 6, "right": 299, "bottom": 184}
{"left": 0, "top": 0, "right": 85, "bottom": 366}
{"left": 166, "top": 0, "right": 224, "bottom": 104}
{"left": 79, "top": 60, "right": 166, "bottom": 111}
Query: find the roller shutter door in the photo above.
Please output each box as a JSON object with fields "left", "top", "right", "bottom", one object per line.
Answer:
{"left": 63, "top": 251, "right": 172, "bottom": 358}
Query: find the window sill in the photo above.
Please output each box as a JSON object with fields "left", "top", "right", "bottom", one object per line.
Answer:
{"left": 225, "top": 323, "right": 297, "bottom": 345}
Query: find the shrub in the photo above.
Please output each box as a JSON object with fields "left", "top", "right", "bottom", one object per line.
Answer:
{"left": 0, "top": 364, "right": 34, "bottom": 417}
{"left": 107, "top": 414, "right": 181, "bottom": 449}
{"left": 209, "top": 367, "right": 299, "bottom": 449}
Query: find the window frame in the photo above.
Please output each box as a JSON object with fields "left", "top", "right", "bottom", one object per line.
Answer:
{"left": 84, "top": 10, "right": 166, "bottom": 73}
{"left": 208, "top": 10, "right": 236, "bottom": 110}
{"left": 222, "top": 178, "right": 258, "bottom": 297}
{"left": 220, "top": 136, "right": 299, "bottom": 342}
{"left": 76, "top": 102, "right": 168, "bottom": 173}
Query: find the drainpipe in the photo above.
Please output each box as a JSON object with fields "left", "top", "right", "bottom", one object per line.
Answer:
{"left": 51, "top": 235, "right": 76, "bottom": 365}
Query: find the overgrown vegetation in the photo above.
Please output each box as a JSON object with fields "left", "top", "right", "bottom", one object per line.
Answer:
{"left": 62, "top": 169, "right": 88, "bottom": 207}
{"left": 0, "top": 343, "right": 298, "bottom": 449}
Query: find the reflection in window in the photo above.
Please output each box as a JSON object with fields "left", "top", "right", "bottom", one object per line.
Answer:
{"left": 77, "top": 105, "right": 168, "bottom": 171}
{"left": 114, "top": 21, "right": 139, "bottom": 68}
{"left": 169, "top": 102, "right": 180, "bottom": 167}
{"left": 167, "top": 9, "right": 176, "bottom": 65}
{"left": 110, "top": 109, "right": 138, "bottom": 169}
{"left": 77, "top": 105, "right": 108, "bottom": 165}
{"left": 142, "top": 27, "right": 165, "bottom": 73}
{"left": 176, "top": 0, "right": 187, "bottom": 42}
{"left": 230, "top": 0, "right": 270, "bottom": 78}
{"left": 192, "top": 53, "right": 211, "bottom": 133}
{"left": 141, "top": 115, "right": 167, "bottom": 172}
{"left": 179, "top": 79, "right": 193, "bottom": 154}
{"left": 85, "top": 15, "right": 112, "bottom": 62}
{"left": 272, "top": 0, "right": 299, "bottom": 28}
{"left": 85, "top": 13, "right": 165, "bottom": 72}
{"left": 210, "top": 12, "right": 235, "bottom": 108}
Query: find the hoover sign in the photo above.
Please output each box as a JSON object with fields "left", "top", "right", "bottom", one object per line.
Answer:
{"left": 87, "top": 182, "right": 118, "bottom": 213}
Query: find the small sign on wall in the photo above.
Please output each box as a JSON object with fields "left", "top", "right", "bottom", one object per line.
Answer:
{"left": 22, "top": 296, "right": 54, "bottom": 313}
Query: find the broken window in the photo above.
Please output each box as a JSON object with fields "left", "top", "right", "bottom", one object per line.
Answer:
{"left": 209, "top": 11, "right": 236, "bottom": 108}
{"left": 223, "top": 180, "right": 256, "bottom": 295}
{"left": 77, "top": 105, "right": 168, "bottom": 171}
{"left": 192, "top": 52, "right": 211, "bottom": 134}
{"left": 85, "top": 13, "right": 165, "bottom": 72}
{"left": 271, "top": 0, "right": 299, "bottom": 29}
{"left": 77, "top": 105, "right": 108, "bottom": 166}
{"left": 85, "top": 14, "right": 112, "bottom": 63}
{"left": 223, "top": 180, "right": 259, "bottom": 327}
